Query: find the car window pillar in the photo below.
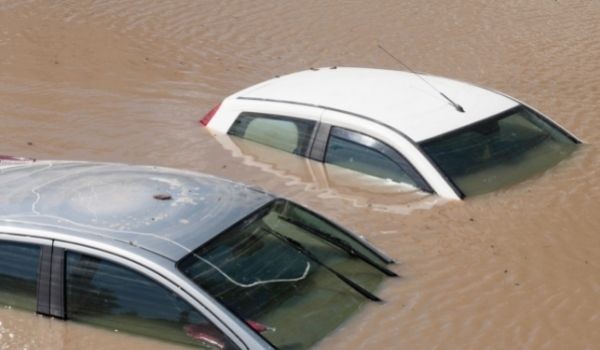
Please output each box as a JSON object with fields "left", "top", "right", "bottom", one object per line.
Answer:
{"left": 36, "top": 245, "right": 52, "bottom": 315}
{"left": 50, "top": 246, "right": 65, "bottom": 318}
{"left": 308, "top": 122, "right": 331, "bottom": 161}
{"left": 36, "top": 244, "right": 66, "bottom": 319}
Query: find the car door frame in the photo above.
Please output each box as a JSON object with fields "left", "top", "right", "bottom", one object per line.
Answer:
{"left": 311, "top": 125, "right": 434, "bottom": 193}
{"left": 316, "top": 108, "right": 462, "bottom": 199}
{"left": 0, "top": 228, "right": 273, "bottom": 350}
{"left": 226, "top": 98, "right": 462, "bottom": 199}
{"left": 51, "top": 239, "right": 268, "bottom": 349}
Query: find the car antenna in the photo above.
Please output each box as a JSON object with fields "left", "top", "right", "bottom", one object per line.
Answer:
{"left": 377, "top": 43, "right": 465, "bottom": 113}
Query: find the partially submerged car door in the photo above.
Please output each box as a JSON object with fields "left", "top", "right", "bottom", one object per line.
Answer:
{"left": 318, "top": 109, "right": 461, "bottom": 199}
{"left": 43, "top": 240, "right": 258, "bottom": 349}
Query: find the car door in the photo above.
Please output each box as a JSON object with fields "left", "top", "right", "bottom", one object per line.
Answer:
{"left": 319, "top": 109, "right": 461, "bottom": 199}
{"left": 322, "top": 126, "right": 432, "bottom": 192}
{"left": 47, "top": 241, "right": 251, "bottom": 349}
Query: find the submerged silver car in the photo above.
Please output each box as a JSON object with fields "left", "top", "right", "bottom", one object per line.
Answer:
{"left": 0, "top": 160, "right": 395, "bottom": 349}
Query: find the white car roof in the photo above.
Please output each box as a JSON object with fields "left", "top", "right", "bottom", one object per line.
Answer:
{"left": 234, "top": 67, "right": 518, "bottom": 142}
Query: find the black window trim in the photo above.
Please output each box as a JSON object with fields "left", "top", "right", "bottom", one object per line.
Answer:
{"left": 307, "top": 122, "right": 331, "bottom": 161}
{"left": 324, "top": 126, "right": 434, "bottom": 193}
{"left": 49, "top": 246, "right": 65, "bottom": 319}
{"left": 37, "top": 245, "right": 52, "bottom": 315}
{"left": 35, "top": 244, "right": 66, "bottom": 319}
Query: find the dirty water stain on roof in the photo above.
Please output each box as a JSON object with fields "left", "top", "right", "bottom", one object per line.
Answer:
{"left": 0, "top": 161, "right": 273, "bottom": 260}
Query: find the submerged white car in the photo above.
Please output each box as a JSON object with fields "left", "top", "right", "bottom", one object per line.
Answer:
{"left": 201, "top": 67, "right": 580, "bottom": 199}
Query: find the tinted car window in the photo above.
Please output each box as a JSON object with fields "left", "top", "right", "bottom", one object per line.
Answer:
{"left": 325, "top": 127, "right": 430, "bottom": 191}
{"left": 228, "top": 112, "right": 315, "bottom": 155}
{"left": 0, "top": 241, "right": 40, "bottom": 312}
{"left": 420, "top": 106, "right": 578, "bottom": 196}
{"left": 178, "top": 199, "right": 387, "bottom": 350}
{"left": 65, "top": 252, "right": 238, "bottom": 349}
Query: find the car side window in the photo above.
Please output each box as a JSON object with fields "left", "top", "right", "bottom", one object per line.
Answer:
{"left": 228, "top": 112, "right": 316, "bottom": 155}
{"left": 325, "top": 127, "right": 431, "bottom": 192}
{"left": 65, "top": 252, "right": 238, "bottom": 349}
{"left": 0, "top": 241, "right": 40, "bottom": 312}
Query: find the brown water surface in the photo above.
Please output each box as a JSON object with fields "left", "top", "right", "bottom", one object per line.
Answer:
{"left": 1, "top": 1, "right": 599, "bottom": 349}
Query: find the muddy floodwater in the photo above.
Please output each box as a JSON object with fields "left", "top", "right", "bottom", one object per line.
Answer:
{"left": 1, "top": 1, "right": 599, "bottom": 349}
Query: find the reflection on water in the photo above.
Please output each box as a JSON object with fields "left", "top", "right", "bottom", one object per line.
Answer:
{"left": 214, "top": 134, "right": 443, "bottom": 215}
{"left": 0, "top": 0, "right": 599, "bottom": 349}
{"left": 0, "top": 307, "right": 190, "bottom": 350}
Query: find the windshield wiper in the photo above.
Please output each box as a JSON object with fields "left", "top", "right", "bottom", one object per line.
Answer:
{"left": 278, "top": 216, "right": 398, "bottom": 277}
{"left": 261, "top": 226, "right": 382, "bottom": 302}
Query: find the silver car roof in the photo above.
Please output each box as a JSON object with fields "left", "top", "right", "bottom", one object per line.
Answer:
{"left": 0, "top": 160, "right": 274, "bottom": 261}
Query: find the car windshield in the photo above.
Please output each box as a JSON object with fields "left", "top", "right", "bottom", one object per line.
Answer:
{"left": 420, "top": 106, "right": 578, "bottom": 197}
{"left": 178, "top": 199, "right": 390, "bottom": 349}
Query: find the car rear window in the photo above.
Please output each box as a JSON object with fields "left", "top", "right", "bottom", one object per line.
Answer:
{"left": 178, "top": 199, "right": 391, "bottom": 349}
{"left": 228, "top": 112, "right": 316, "bottom": 156}
{"left": 420, "top": 106, "right": 578, "bottom": 197}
